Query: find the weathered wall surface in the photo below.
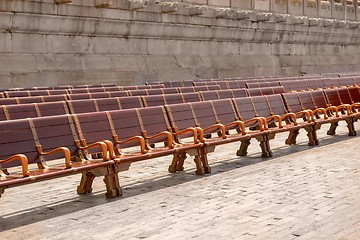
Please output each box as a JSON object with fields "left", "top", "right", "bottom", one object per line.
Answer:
{"left": 0, "top": 0, "right": 360, "bottom": 87}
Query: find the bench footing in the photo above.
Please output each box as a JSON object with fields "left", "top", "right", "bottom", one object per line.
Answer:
{"left": 237, "top": 139, "right": 251, "bottom": 156}
{"left": 285, "top": 129, "right": 300, "bottom": 145}
{"left": 77, "top": 171, "right": 96, "bottom": 194}
{"left": 346, "top": 118, "right": 357, "bottom": 136}
{"left": 306, "top": 125, "right": 319, "bottom": 146}
{"left": 327, "top": 121, "right": 338, "bottom": 136}
{"left": 0, "top": 187, "right": 4, "bottom": 198}
{"left": 169, "top": 152, "right": 187, "bottom": 173}
{"left": 104, "top": 170, "right": 122, "bottom": 198}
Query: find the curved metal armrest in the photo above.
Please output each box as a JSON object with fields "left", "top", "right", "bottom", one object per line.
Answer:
{"left": 194, "top": 127, "right": 204, "bottom": 143}
{"left": 0, "top": 154, "right": 30, "bottom": 177}
{"left": 145, "top": 131, "right": 174, "bottom": 149}
{"left": 225, "top": 121, "right": 246, "bottom": 135}
{"left": 312, "top": 108, "right": 326, "bottom": 120}
{"left": 173, "top": 127, "right": 199, "bottom": 144}
{"left": 78, "top": 141, "right": 109, "bottom": 161}
{"left": 37, "top": 145, "right": 72, "bottom": 168}
{"left": 114, "top": 135, "right": 147, "bottom": 154}
{"left": 243, "top": 117, "right": 265, "bottom": 131}
{"left": 202, "top": 123, "right": 227, "bottom": 139}
{"left": 102, "top": 140, "right": 115, "bottom": 160}
{"left": 266, "top": 115, "right": 283, "bottom": 128}
{"left": 281, "top": 113, "right": 298, "bottom": 125}
{"left": 337, "top": 104, "right": 352, "bottom": 115}
{"left": 295, "top": 110, "right": 312, "bottom": 122}
{"left": 325, "top": 106, "right": 339, "bottom": 117}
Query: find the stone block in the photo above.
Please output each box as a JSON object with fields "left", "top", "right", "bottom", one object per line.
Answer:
{"left": 36, "top": 54, "right": 83, "bottom": 71}
{"left": 332, "top": 3, "right": 345, "bottom": 19}
{"left": 147, "top": 39, "right": 182, "bottom": 55}
{"left": 0, "top": 0, "right": 56, "bottom": 15}
{"left": 240, "top": 42, "right": 272, "bottom": 55}
{"left": 208, "top": 0, "right": 230, "bottom": 7}
{"left": 133, "top": 71, "right": 158, "bottom": 85}
{"left": 11, "top": 33, "right": 47, "bottom": 54}
{"left": 145, "top": 55, "right": 179, "bottom": 70}
{"left": 0, "top": 54, "right": 37, "bottom": 73}
{"left": 12, "top": 72, "right": 60, "bottom": 88}
{"left": 270, "top": 0, "right": 287, "bottom": 13}
{"left": 254, "top": 66, "right": 277, "bottom": 76}
{"left": 175, "top": 55, "right": 212, "bottom": 69}
{"left": 157, "top": 68, "right": 192, "bottom": 82}
{"left": 0, "top": 12, "right": 13, "bottom": 31}
{"left": 111, "top": 55, "right": 146, "bottom": 71}
{"left": 304, "top": 0, "right": 318, "bottom": 17}
{"left": 0, "top": 73, "right": 13, "bottom": 89}
{"left": 93, "top": 37, "right": 147, "bottom": 55}
{"left": 0, "top": 33, "right": 11, "bottom": 53}
{"left": 288, "top": 0, "right": 303, "bottom": 15}
{"left": 57, "top": 4, "right": 98, "bottom": 17}
{"left": 254, "top": 0, "right": 270, "bottom": 11}
{"left": 319, "top": 0, "right": 331, "bottom": 18}
{"left": 190, "top": 68, "right": 218, "bottom": 79}
{"left": 345, "top": 5, "right": 356, "bottom": 20}
{"left": 182, "top": 0, "right": 207, "bottom": 5}
{"left": 13, "top": 13, "right": 97, "bottom": 35}
{"left": 82, "top": 55, "right": 112, "bottom": 71}
{"left": 231, "top": 0, "right": 252, "bottom": 9}
{"left": 46, "top": 35, "right": 93, "bottom": 54}
{"left": 59, "top": 71, "right": 133, "bottom": 86}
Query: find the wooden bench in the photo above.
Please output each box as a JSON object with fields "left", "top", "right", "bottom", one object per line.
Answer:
{"left": 0, "top": 115, "right": 116, "bottom": 198}
{"left": 0, "top": 101, "right": 69, "bottom": 120}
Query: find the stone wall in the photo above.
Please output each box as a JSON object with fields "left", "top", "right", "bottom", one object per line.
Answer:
{"left": 0, "top": 0, "right": 360, "bottom": 87}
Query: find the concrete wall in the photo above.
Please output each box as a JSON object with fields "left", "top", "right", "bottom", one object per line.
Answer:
{"left": 0, "top": 0, "right": 360, "bottom": 87}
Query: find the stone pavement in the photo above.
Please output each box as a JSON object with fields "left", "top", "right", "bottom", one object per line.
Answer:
{"left": 0, "top": 121, "right": 359, "bottom": 240}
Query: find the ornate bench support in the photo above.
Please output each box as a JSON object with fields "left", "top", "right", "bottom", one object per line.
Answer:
{"left": 327, "top": 121, "right": 339, "bottom": 136}
{"left": 168, "top": 152, "right": 187, "bottom": 173}
{"left": 0, "top": 187, "right": 4, "bottom": 198}
{"left": 285, "top": 129, "right": 300, "bottom": 145}
{"left": 237, "top": 139, "right": 251, "bottom": 156}
{"left": 345, "top": 118, "right": 357, "bottom": 136}
{"left": 305, "top": 125, "right": 319, "bottom": 146}
{"left": 77, "top": 163, "right": 130, "bottom": 198}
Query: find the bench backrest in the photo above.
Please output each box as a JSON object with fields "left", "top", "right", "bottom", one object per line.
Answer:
{"left": 165, "top": 103, "right": 197, "bottom": 138}
{"left": 190, "top": 101, "right": 219, "bottom": 131}
{"left": 0, "top": 119, "right": 38, "bottom": 168}
{"left": 296, "top": 91, "right": 316, "bottom": 110}
{"left": 95, "top": 98, "right": 122, "bottom": 112}
{"left": 309, "top": 90, "right": 329, "bottom": 109}
{"left": 107, "top": 109, "right": 143, "bottom": 148}
{"left": 324, "top": 88, "right": 342, "bottom": 106}
{"left": 137, "top": 106, "right": 173, "bottom": 145}
{"left": 281, "top": 92, "right": 304, "bottom": 113}
{"left": 231, "top": 97, "right": 258, "bottom": 124}
{"left": 210, "top": 98, "right": 239, "bottom": 129}
{"left": 265, "top": 94, "right": 288, "bottom": 116}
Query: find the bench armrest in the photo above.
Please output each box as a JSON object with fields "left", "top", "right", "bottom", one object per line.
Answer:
{"left": 266, "top": 115, "right": 283, "bottom": 128}
{"left": 326, "top": 106, "right": 339, "bottom": 117}
{"left": 144, "top": 131, "right": 174, "bottom": 149}
{"left": 337, "top": 104, "right": 352, "bottom": 115}
{"left": 224, "top": 121, "right": 246, "bottom": 135}
{"left": 281, "top": 113, "right": 298, "bottom": 125}
{"left": 243, "top": 117, "right": 266, "bottom": 131}
{"left": 294, "top": 110, "right": 312, "bottom": 123}
{"left": 114, "top": 135, "right": 147, "bottom": 154}
{"left": 77, "top": 141, "right": 109, "bottom": 161}
{"left": 201, "top": 123, "right": 227, "bottom": 139}
{"left": 102, "top": 140, "right": 116, "bottom": 160}
{"left": 37, "top": 145, "right": 72, "bottom": 168}
{"left": 173, "top": 127, "right": 199, "bottom": 144}
{"left": 0, "top": 154, "right": 30, "bottom": 177}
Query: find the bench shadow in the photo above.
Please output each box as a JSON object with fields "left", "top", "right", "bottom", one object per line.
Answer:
{"left": 0, "top": 131, "right": 358, "bottom": 231}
